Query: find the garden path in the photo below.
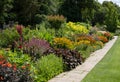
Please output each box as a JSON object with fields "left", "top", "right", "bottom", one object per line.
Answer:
{"left": 48, "top": 36, "right": 118, "bottom": 82}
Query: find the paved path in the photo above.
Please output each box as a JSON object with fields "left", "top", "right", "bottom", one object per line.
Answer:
{"left": 49, "top": 36, "right": 118, "bottom": 82}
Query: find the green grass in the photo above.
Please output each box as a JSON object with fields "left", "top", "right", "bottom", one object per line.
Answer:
{"left": 81, "top": 37, "right": 120, "bottom": 82}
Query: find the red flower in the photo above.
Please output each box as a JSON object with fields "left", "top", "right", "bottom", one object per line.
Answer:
{"left": 18, "top": 45, "right": 22, "bottom": 49}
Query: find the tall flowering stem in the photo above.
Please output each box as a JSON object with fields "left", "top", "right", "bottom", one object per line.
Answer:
{"left": 16, "top": 25, "right": 23, "bottom": 49}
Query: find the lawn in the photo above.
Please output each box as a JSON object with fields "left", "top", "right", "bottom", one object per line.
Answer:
{"left": 81, "top": 36, "right": 120, "bottom": 82}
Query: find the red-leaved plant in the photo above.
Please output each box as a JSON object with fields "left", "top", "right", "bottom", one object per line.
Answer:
{"left": 16, "top": 25, "right": 23, "bottom": 36}
{"left": 14, "top": 25, "right": 24, "bottom": 50}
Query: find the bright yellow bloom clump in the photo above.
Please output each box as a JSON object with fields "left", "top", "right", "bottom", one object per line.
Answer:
{"left": 66, "top": 22, "right": 89, "bottom": 34}
{"left": 54, "top": 37, "right": 74, "bottom": 49}
{"left": 75, "top": 40, "right": 90, "bottom": 46}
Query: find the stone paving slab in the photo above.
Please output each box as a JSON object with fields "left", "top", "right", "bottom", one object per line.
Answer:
{"left": 48, "top": 36, "right": 118, "bottom": 82}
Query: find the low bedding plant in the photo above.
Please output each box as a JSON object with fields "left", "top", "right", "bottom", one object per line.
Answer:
{"left": 0, "top": 51, "right": 33, "bottom": 82}
{"left": 0, "top": 20, "right": 113, "bottom": 82}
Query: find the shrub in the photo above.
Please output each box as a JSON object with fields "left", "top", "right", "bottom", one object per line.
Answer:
{"left": 66, "top": 22, "right": 89, "bottom": 34}
{"left": 23, "top": 38, "right": 50, "bottom": 61}
{"left": 23, "top": 25, "right": 55, "bottom": 44}
{"left": 75, "top": 40, "right": 90, "bottom": 46}
{"left": 74, "top": 40, "right": 91, "bottom": 51}
{"left": 34, "top": 54, "right": 63, "bottom": 82}
{"left": 35, "top": 24, "right": 55, "bottom": 43}
{"left": 44, "top": 48, "right": 83, "bottom": 70}
{"left": 77, "top": 22, "right": 91, "bottom": 30}
{"left": 0, "top": 27, "right": 19, "bottom": 48}
{"left": 115, "top": 29, "right": 120, "bottom": 35}
{"left": 34, "top": 14, "right": 46, "bottom": 24}
{"left": 95, "top": 41, "right": 104, "bottom": 48}
{"left": 53, "top": 37, "right": 74, "bottom": 49}
{"left": 75, "top": 34, "right": 96, "bottom": 44}
{"left": 47, "top": 15, "right": 66, "bottom": 29}
{"left": 73, "top": 34, "right": 104, "bottom": 58}
{"left": 98, "top": 36, "right": 108, "bottom": 43}
{"left": 103, "top": 32, "right": 113, "bottom": 40}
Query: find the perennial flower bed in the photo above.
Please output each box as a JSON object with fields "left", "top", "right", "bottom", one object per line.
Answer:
{"left": 0, "top": 21, "right": 113, "bottom": 82}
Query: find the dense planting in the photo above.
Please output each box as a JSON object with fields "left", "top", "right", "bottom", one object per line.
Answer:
{"left": 0, "top": 55, "right": 33, "bottom": 82}
{"left": 34, "top": 54, "right": 63, "bottom": 82}
{"left": 44, "top": 48, "right": 83, "bottom": 70}
{"left": 0, "top": 21, "right": 113, "bottom": 82}
{"left": 0, "top": 0, "right": 118, "bottom": 81}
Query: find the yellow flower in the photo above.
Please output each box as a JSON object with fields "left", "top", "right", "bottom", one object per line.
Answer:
{"left": 75, "top": 40, "right": 90, "bottom": 46}
{"left": 66, "top": 22, "right": 89, "bottom": 34}
{"left": 54, "top": 37, "right": 74, "bottom": 49}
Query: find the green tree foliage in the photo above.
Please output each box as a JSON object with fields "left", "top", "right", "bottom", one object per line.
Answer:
{"left": 92, "top": 1, "right": 106, "bottom": 25}
{"left": 81, "top": 0, "right": 96, "bottom": 24}
{"left": 59, "top": 0, "right": 96, "bottom": 23}
{"left": 13, "top": 0, "right": 39, "bottom": 25}
{"left": 103, "top": 1, "right": 119, "bottom": 32}
{"left": 11, "top": 0, "right": 63, "bottom": 25}
{"left": 1, "top": 0, "right": 120, "bottom": 31}
{"left": 59, "top": 0, "right": 82, "bottom": 22}
{"left": 38, "top": 0, "right": 63, "bottom": 15}
{"left": 33, "top": 0, "right": 64, "bottom": 24}
{"left": 0, "top": 0, "right": 13, "bottom": 24}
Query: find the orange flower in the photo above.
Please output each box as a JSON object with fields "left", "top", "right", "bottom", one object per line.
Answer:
{"left": 104, "top": 32, "right": 110, "bottom": 37}
{"left": 6, "top": 62, "right": 12, "bottom": 67}
{"left": 98, "top": 36, "right": 108, "bottom": 43}
{"left": 21, "top": 66, "right": 26, "bottom": 69}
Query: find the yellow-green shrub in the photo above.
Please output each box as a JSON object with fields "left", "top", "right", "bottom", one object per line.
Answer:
{"left": 95, "top": 41, "right": 104, "bottom": 48}
{"left": 66, "top": 22, "right": 89, "bottom": 34}
{"left": 34, "top": 54, "right": 63, "bottom": 82}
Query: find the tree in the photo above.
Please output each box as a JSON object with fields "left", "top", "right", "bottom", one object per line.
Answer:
{"left": 38, "top": 0, "right": 63, "bottom": 15}
{"left": 59, "top": 0, "right": 82, "bottom": 22}
{"left": 93, "top": 1, "right": 106, "bottom": 25}
{"left": 0, "top": 0, "right": 13, "bottom": 26}
{"left": 103, "top": 1, "right": 118, "bottom": 32}
{"left": 59, "top": 0, "right": 96, "bottom": 23}
{"left": 13, "top": 0, "right": 39, "bottom": 25}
